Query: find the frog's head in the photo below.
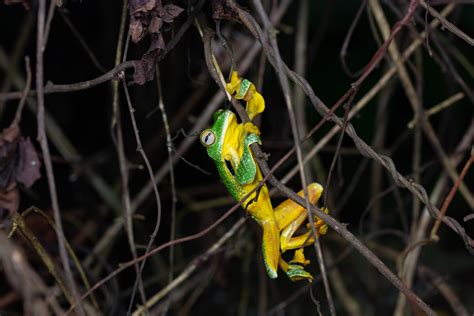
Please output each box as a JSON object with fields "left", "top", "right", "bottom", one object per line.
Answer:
{"left": 200, "top": 109, "right": 232, "bottom": 161}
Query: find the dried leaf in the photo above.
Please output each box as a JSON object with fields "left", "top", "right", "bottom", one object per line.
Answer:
{"left": 161, "top": 4, "right": 184, "bottom": 23}
{"left": 149, "top": 15, "right": 163, "bottom": 34}
{"left": 15, "top": 137, "right": 41, "bottom": 188}
{"left": 128, "top": 0, "right": 184, "bottom": 85}
{"left": 0, "top": 126, "right": 41, "bottom": 191}
{"left": 132, "top": 51, "right": 159, "bottom": 85}
{"left": 129, "top": 0, "right": 156, "bottom": 14}
{"left": 130, "top": 17, "right": 146, "bottom": 43}
{"left": 211, "top": 0, "right": 239, "bottom": 21}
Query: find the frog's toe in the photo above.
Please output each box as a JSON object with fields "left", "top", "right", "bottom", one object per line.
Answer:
{"left": 286, "top": 264, "right": 314, "bottom": 282}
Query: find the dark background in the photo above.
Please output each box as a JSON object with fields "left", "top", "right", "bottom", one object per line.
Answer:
{"left": 0, "top": 0, "right": 473, "bottom": 315}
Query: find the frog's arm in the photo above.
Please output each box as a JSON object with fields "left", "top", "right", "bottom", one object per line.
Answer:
{"left": 235, "top": 133, "right": 261, "bottom": 185}
{"left": 226, "top": 71, "right": 265, "bottom": 121}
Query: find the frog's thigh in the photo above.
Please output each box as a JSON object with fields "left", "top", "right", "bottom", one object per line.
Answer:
{"left": 274, "top": 183, "right": 323, "bottom": 229}
{"left": 281, "top": 230, "right": 314, "bottom": 252}
{"left": 280, "top": 210, "right": 309, "bottom": 252}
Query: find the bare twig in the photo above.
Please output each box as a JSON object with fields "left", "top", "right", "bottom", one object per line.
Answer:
{"left": 407, "top": 92, "right": 464, "bottom": 129}
{"left": 12, "top": 57, "right": 32, "bottom": 126}
{"left": 121, "top": 77, "right": 162, "bottom": 313}
{"left": 155, "top": 64, "right": 178, "bottom": 314}
{"left": 35, "top": 0, "right": 84, "bottom": 313}
{"left": 431, "top": 151, "right": 474, "bottom": 238}
{"left": 10, "top": 213, "right": 74, "bottom": 306}
{"left": 109, "top": 2, "right": 149, "bottom": 312}
{"left": 420, "top": 0, "right": 474, "bottom": 46}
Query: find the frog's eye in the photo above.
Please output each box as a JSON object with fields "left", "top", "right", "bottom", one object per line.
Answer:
{"left": 200, "top": 129, "right": 216, "bottom": 147}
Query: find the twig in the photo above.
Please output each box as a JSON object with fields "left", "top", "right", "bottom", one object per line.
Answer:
{"left": 58, "top": 9, "right": 107, "bottom": 73}
{"left": 107, "top": 0, "right": 148, "bottom": 312}
{"left": 340, "top": 0, "right": 368, "bottom": 78}
{"left": 419, "top": 266, "right": 469, "bottom": 316}
{"left": 12, "top": 57, "right": 32, "bottom": 126}
{"left": 407, "top": 92, "right": 464, "bottom": 129}
{"left": 0, "top": 230, "right": 64, "bottom": 315}
{"left": 9, "top": 213, "right": 75, "bottom": 306}
{"left": 155, "top": 64, "right": 178, "bottom": 314}
{"left": 430, "top": 151, "right": 474, "bottom": 238}
{"left": 420, "top": 0, "right": 474, "bottom": 46}
{"left": 0, "top": 60, "right": 135, "bottom": 102}
{"left": 121, "top": 77, "right": 162, "bottom": 314}
{"left": 35, "top": 0, "right": 84, "bottom": 314}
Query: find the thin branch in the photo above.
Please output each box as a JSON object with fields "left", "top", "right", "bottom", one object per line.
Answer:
{"left": 12, "top": 57, "right": 32, "bottom": 126}
{"left": 431, "top": 151, "right": 474, "bottom": 238}
{"left": 407, "top": 92, "right": 464, "bottom": 129}
{"left": 420, "top": 0, "right": 474, "bottom": 46}
{"left": 35, "top": 0, "right": 85, "bottom": 314}
{"left": 121, "top": 77, "right": 162, "bottom": 314}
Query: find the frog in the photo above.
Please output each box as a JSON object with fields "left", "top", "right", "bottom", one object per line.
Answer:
{"left": 200, "top": 72, "right": 328, "bottom": 281}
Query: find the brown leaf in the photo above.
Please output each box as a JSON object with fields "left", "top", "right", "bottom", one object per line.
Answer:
{"left": 130, "top": 17, "right": 146, "bottom": 43}
{"left": 129, "top": 0, "right": 157, "bottom": 14}
{"left": 211, "top": 0, "right": 240, "bottom": 22}
{"left": 149, "top": 15, "right": 163, "bottom": 34}
{"left": 161, "top": 4, "right": 184, "bottom": 23}
{"left": 131, "top": 51, "right": 159, "bottom": 85}
{"left": 15, "top": 137, "right": 41, "bottom": 188}
{"left": 0, "top": 126, "right": 41, "bottom": 191}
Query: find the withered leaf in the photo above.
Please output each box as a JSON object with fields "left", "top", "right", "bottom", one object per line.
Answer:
{"left": 161, "top": 4, "right": 184, "bottom": 23}
{"left": 130, "top": 17, "right": 146, "bottom": 43}
{"left": 128, "top": 0, "right": 184, "bottom": 85}
{"left": 129, "top": 0, "right": 156, "bottom": 14}
{"left": 132, "top": 51, "right": 159, "bottom": 85}
{"left": 0, "top": 126, "right": 41, "bottom": 190}
{"left": 149, "top": 16, "right": 163, "bottom": 34}
{"left": 15, "top": 137, "right": 41, "bottom": 188}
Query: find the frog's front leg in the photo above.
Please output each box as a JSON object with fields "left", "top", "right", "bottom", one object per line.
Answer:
{"left": 274, "top": 183, "right": 328, "bottom": 253}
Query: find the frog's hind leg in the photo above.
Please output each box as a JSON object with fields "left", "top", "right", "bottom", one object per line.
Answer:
{"left": 279, "top": 249, "right": 314, "bottom": 282}
{"left": 274, "top": 183, "right": 324, "bottom": 252}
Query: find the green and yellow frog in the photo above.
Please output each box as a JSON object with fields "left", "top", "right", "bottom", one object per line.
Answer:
{"left": 200, "top": 72, "right": 328, "bottom": 281}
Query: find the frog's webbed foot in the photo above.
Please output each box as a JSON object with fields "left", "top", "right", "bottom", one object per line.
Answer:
{"left": 307, "top": 207, "right": 330, "bottom": 236}
{"left": 279, "top": 249, "right": 313, "bottom": 282}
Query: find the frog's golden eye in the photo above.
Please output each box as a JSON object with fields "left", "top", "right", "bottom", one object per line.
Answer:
{"left": 200, "top": 129, "right": 216, "bottom": 147}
